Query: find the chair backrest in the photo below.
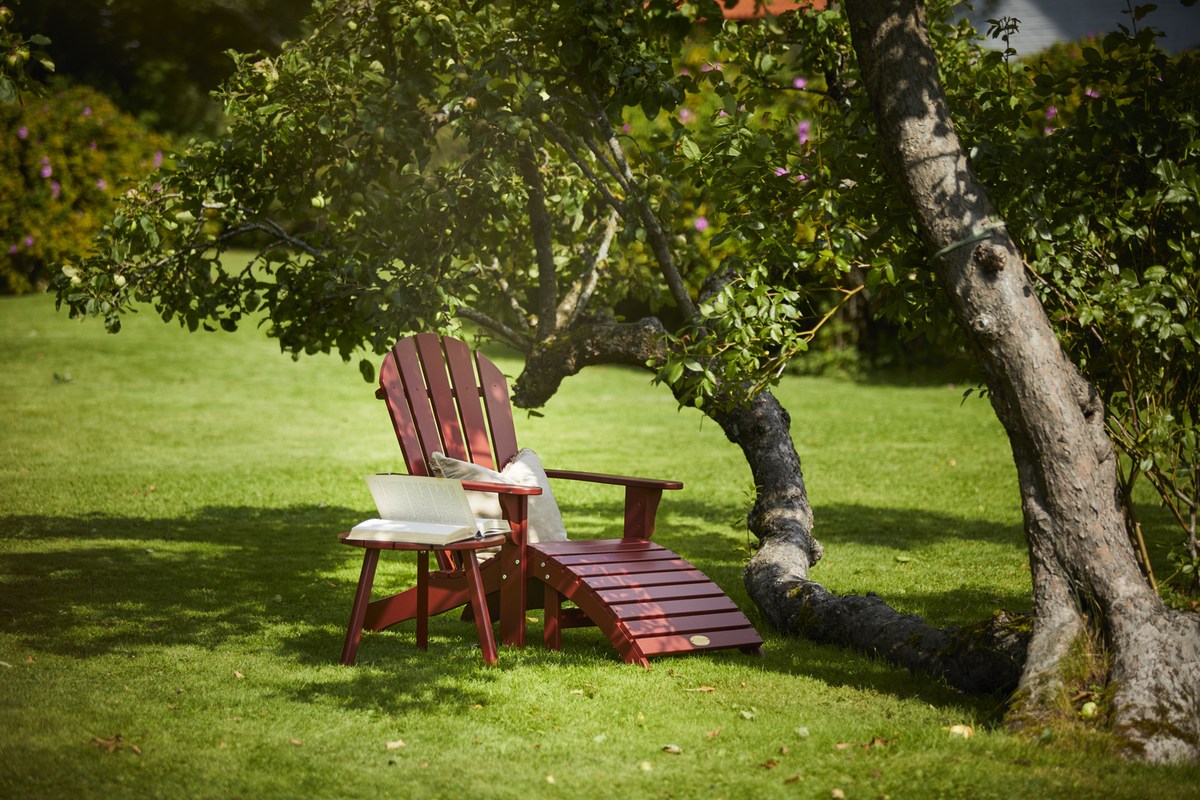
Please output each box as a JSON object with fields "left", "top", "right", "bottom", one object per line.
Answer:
{"left": 376, "top": 334, "right": 520, "bottom": 476}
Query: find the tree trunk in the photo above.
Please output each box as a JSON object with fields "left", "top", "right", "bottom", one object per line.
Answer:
{"left": 843, "top": 0, "right": 1200, "bottom": 763}
{"left": 514, "top": 315, "right": 1029, "bottom": 695}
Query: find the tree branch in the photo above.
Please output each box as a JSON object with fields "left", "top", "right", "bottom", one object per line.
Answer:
{"left": 559, "top": 208, "right": 619, "bottom": 329}
{"left": 516, "top": 145, "right": 560, "bottom": 340}
{"left": 588, "top": 89, "right": 697, "bottom": 319}
{"left": 455, "top": 306, "right": 533, "bottom": 353}
{"left": 511, "top": 316, "right": 668, "bottom": 409}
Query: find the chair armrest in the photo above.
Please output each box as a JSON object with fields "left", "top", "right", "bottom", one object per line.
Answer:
{"left": 542, "top": 469, "right": 682, "bottom": 491}
{"left": 543, "top": 469, "right": 681, "bottom": 540}
{"left": 458, "top": 480, "right": 542, "bottom": 496}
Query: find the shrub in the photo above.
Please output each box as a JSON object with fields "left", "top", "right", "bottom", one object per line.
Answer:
{"left": 1, "top": 82, "right": 170, "bottom": 293}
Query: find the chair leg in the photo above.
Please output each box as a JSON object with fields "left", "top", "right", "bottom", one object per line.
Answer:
{"left": 463, "top": 551, "right": 498, "bottom": 665}
{"left": 416, "top": 549, "right": 429, "bottom": 651}
{"left": 341, "top": 549, "right": 381, "bottom": 666}
{"left": 543, "top": 583, "right": 562, "bottom": 651}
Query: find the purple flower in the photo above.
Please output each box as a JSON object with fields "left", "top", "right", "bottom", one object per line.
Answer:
{"left": 1085, "top": 88, "right": 1100, "bottom": 99}
{"left": 775, "top": 167, "right": 790, "bottom": 177}
{"left": 17, "top": 126, "right": 28, "bottom": 140}
{"left": 40, "top": 165, "right": 53, "bottom": 179}
{"left": 797, "top": 173, "right": 809, "bottom": 183}
{"left": 797, "top": 119, "right": 811, "bottom": 145}
{"left": 693, "top": 216, "right": 709, "bottom": 232}
{"left": 1045, "top": 106, "right": 1057, "bottom": 120}
{"left": 82, "top": 106, "right": 93, "bottom": 117}
{"left": 679, "top": 108, "right": 695, "bottom": 124}
{"left": 701, "top": 62, "right": 723, "bottom": 73}
{"left": 153, "top": 150, "right": 164, "bottom": 168}
{"left": 88, "top": 141, "right": 97, "bottom": 150}
{"left": 622, "top": 123, "right": 632, "bottom": 133}
{"left": 7, "top": 245, "right": 17, "bottom": 254}
{"left": 24, "top": 236, "right": 34, "bottom": 248}
{"left": 96, "top": 179, "right": 108, "bottom": 190}
{"left": 679, "top": 67, "right": 691, "bottom": 77}
{"left": 792, "top": 77, "right": 808, "bottom": 89}
{"left": 51, "top": 180, "right": 61, "bottom": 199}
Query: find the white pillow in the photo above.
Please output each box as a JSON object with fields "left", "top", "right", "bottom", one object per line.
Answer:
{"left": 429, "top": 449, "right": 568, "bottom": 543}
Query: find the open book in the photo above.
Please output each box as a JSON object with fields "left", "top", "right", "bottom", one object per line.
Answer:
{"left": 345, "top": 474, "right": 510, "bottom": 545}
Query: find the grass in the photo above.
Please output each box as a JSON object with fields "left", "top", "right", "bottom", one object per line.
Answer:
{"left": 1, "top": 292, "right": 1197, "bottom": 799}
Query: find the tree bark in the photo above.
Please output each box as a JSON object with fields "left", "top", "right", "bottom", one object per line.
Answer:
{"left": 843, "top": 0, "right": 1200, "bottom": 763}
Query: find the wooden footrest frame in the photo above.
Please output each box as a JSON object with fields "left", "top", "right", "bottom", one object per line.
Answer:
{"left": 532, "top": 539, "right": 764, "bottom": 667}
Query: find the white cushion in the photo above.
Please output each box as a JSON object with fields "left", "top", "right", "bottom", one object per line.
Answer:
{"left": 429, "top": 449, "right": 568, "bottom": 543}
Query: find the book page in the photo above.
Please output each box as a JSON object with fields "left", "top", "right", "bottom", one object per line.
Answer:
{"left": 367, "top": 475, "right": 475, "bottom": 526}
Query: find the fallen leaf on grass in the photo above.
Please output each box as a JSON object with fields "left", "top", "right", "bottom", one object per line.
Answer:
{"left": 684, "top": 686, "right": 716, "bottom": 693}
{"left": 779, "top": 745, "right": 790, "bottom": 755}
{"left": 662, "top": 744, "right": 682, "bottom": 755}
{"left": 784, "top": 774, "right": 802, "bottom": 784}
{"left": 90, "top": 734, "right": 140, "bottom": 755}
{"left": 761, "top": 759, "right": 779, "bottom": 769}
{"left": 386, "top": 740, "right": 406, "bottom": 750}
{"left": 25, "top": 657, "right": 35, "bottom": 664}
{"left": 834, "top": 737, "right": 889, "bottom": 751}
{"left": 739, "top": 709, "right": 757, "bottom": 720}
{"left": 832, "top": 789, "right": 846, "bottom": 799}
{"left": 706, "top": 728, "right": 721, "bottom": 740}
{"left": 290, "top": 738, "right": 304, "bottom": 746}
{"left": 947, "top": 724, "right": 974, "bottom": 739}
{"left": 545, "top": 775, "right": 556, "bottom": 784}
{"left": 233, "top": 670, "right": 245, "bottom": 679}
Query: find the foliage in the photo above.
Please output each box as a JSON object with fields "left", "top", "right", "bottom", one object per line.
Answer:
{"left": 1, "top": 83, "right": 171, "bottom": 294}
{"left": 940, "top": 9, "right": 1199, "bottom": 588}
{"left": 13, "top": 0, "right": 313, "bottom": 134}
{"left": 55, "top": 1, "right": 735, "bottom": 372}
{"left": 0, "top": 1, "right": 54, "bottom": 104}
{"left": 669, "top": 2, "right": 1200, "bottom": 580}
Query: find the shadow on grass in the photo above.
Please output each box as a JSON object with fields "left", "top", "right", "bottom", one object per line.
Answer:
{"left": 0, "top": 501, "right": 1026, "bottom": 716}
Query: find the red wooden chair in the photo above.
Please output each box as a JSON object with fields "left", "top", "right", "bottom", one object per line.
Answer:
{"left": 338, "top": 333, "right": 763, "bottom": 666}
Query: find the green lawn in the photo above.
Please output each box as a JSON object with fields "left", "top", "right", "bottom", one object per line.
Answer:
{"left": 1, "top": 292, "right": 1196, "bottom": 799}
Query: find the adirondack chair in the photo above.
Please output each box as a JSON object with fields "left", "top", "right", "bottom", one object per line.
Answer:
{"left": 338, "top": 333, "right": 763, "bottom": 666}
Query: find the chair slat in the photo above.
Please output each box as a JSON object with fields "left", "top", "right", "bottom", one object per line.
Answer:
{"left": 442, "top": 337, "right": 495, "bottom": 469}
{"left": 609, "top": 595, "right": 738, "bottom": 620}
{"left": 623, "top": 611, "right": 753, "bottom": 637}
{"left": 413, "top": 333, "right": 469, "bottom": 462}
{"left": 392, "top": 337, "right": 445, "bottom": 467}
{"left": 475, "top": 350, "right": 519, "bottom": 466}
{"left": 378, "top": 350, "right": 429, "bottom": 475}
{"left": 633, "top": 628, "right": 764, "bottom": 655}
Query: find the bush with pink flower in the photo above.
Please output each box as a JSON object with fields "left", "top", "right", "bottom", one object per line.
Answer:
{"left": 1, "top": 83, "right": 171, "bottom": 293}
